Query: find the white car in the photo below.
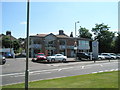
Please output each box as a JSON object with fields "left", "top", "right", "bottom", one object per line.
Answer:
{"left": 47, "top": 54, "right": 67, "bottom": 62}
{"left": 101, "top": 53, "right": 116, "bottom": 59}
{"left": 98, "top": 55, "right": 105, "bottom": 60}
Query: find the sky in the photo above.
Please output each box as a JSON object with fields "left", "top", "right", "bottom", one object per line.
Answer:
{"left": 1, "top": 1, "right": 118, "bottom": 38}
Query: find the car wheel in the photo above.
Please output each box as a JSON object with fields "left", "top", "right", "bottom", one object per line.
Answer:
{"left": 98, "top": 57, "right": 102, "bottom": 60}
{"left": 62, "top": 59, "right": 66, "bottom": 62}
{"left": 111, "top": 57, "right": 114, "bottom": 60}
{"left": 47, "top": 60, "right": 50, "bottom": 62}
{"left": 51, "top": 58, "right": 55, "bottom": 62}
{"left": 32, "top": 58, "right": 36, "bottom": 62}
{"left": 78, "top": 57, "right": 81, "bottom": 60}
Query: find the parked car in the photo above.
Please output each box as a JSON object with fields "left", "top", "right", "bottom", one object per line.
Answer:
{"left": 0, "top": 55, "right": 6, "bottom": 65}
{"left": 47, "top": 54, "right": 67, "bottom": 62}
{"left": 101, "top": 53, "right": 116, "bottom": 59}
{"left": 76, "top": 52, "right": 96, "bottom": 60}
{"left": 77, "top": 52, "right": 90, "bottom": 60}
{"left": 109, "top": 53, "right": 117, "bottom": 59}
{"left": 98, "top": 54, "right": 105, "bottom": 60}
{"left": 32, "top": 53, "right": 47, "bottom": 62}
{"left": 4, "top": 52, "right": 14, "bottom": 58}
{"left": 100, "top": 53, "right": 111, "bottom": 59}
{"left": 116, "top": 54, "right": 120, "bottom": 59}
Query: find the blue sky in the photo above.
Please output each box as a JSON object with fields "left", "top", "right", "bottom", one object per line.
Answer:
{"left": 2, "top": 2, "right": 118, "bottom": 38}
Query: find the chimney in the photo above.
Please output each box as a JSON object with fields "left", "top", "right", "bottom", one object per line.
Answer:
{"left": 6, "top": 31, "right": 11, "bottom": 36}
{"left": 70, "top": 32, "right": 73, "bottom": 37}
{"left": 59, "top": 30, "right": 64, "bottom": 35}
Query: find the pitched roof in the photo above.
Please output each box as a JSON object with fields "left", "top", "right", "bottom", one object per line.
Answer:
{"left": 31, "top": 34, "right": 47, "bottom": 37}
{"left": 56, "top": 35, "right": 69, "bottom": 38}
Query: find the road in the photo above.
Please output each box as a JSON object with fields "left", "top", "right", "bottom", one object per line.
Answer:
{"left": 0, "top": 58, "right": 119, "bottom": 86}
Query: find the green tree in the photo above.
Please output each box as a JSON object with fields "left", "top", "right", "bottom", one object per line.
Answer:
{"left": 2, "top": 36, "right": 11, "bottom": 48}
{"left": 13, "top": 40, "right": 20, "bottom": 53}
{"left": 115, "top": 33, "right": 120, "bottom": 53}
{"left": 2, "top": 35, "right": 20, "bottom": 53}
{"left": 92, "top": 23, "right": 115, "bottom": 53}
{"left": 78, "top": 26, "right": 92, "bottom": 39}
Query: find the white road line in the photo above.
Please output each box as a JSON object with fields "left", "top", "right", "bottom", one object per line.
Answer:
{"left": 110, "top": 69, "right": 115, "bottom": 71}
{"left": 81, "top": 66, "right": 85, "bottom": 69}
{"left": 1, "top": 67, "right": 74, "bottom": 77}
{"left": 58, "top": 69, "right": 62, "bottom": 71}
{"left": 0, "top": 72, "right": 25, "bottom": 77}
{"left": 98, "top": 71, "right": 104, "bottom": 73}
{"left": 115, "top": 69, "right": 118, "bottom": 71}
{"left": 30, "top": 72, "right": 51, "bottom": 76}
{"left": 92, "top": 72, "right": 97, "bottom": 74}
{"left": 11, "top": 74, "right": 25, "bottom": 77}
{"left": 100, "top": 64, "right": 103, "bottom": 67}
{"left": 105, "top": 70, "right": 109, "bottom": 72}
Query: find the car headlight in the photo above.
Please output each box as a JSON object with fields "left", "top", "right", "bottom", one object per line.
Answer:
{"left": 3, "top": 57, "right": 5, "bottom": 59}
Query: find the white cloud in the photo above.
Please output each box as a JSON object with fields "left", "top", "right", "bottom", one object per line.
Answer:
{"left": 20, "top": 21, "right": 27, "bottom": 25}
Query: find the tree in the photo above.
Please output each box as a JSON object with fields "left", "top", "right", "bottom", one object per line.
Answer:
{"left": 13, "top": 40, "right": 20, "bottom": 53}
{"left": 2, "top": 36, "right": 11, "bottom": 48}
{"left": 115, "top": 33, "right": 120, "bottom": 53}
{"left": 78, "top": 26, "right": 92, "bottom": 39}
{"left": 92, "top": 23, "right": 115, "bottom": 53}
{"left": 2, "top": 35, "right": 20, "bottom": 53}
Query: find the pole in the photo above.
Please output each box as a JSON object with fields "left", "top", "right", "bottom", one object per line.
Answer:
{"left": 75, "top": 22, "right": 77, "bottom": 60}
{"left": 10, "top": 32, "right": 12, "bottom": 54}
{"left": 25, "top": 0, "right": 30, "bottom": 89}
{"left": 75, "top": 22, "right": 76, "bottom": 38}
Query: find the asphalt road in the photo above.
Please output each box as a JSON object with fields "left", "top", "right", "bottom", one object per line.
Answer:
{"left": 0, "top": 58, "right": 119, "bottom": 86}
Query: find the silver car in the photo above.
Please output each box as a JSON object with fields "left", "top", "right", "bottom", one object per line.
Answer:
{"left": 98, "top": 54, "right": 105, "bottom": 60}
{"left": 47, "top": 54, "right": 67, "bottom": 62}
{"left": 101, "top": 53, "right": 116, "bottom": 59}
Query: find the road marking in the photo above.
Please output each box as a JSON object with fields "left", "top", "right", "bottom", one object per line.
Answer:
{"left": 92, "top": 72, "right": 97, "bottom": 74}
{"left": 105, "top": 70, "right": 109, "bottom": 72}
{"left": 1, "top": 67, "right": 73, "bottom": 77}
{"left": 115, "top": 69, "right": 118, "bottom": 71}
{"left": 98, "top": 71, "right": 103, "bottom": 73}
{"left": 110, "top": 69, "right": 115, "bottom": 71}
{"left": 31, "top": 72, "right": 51, "bottom": 75}
{"left": 81, "top": 66, "right": 85, "bottom": 69}
{"left": 0, "top": 72, "right": 25, "bottom": 77}
{"left": 11, "top": 74, "right": 25, "bottom": 77}
{"left": 58, "top": 69, "right": 62, "bottom": 71}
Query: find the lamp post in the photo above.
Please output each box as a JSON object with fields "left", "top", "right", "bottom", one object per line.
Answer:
{"left": 75, "top": 21, "right": 79, "bottom": 38}
{"left": 25, "top": 0, "right": 30, "bottom": 89}
{"left": 74, "top": 21, "right": 79, "bottom": 60}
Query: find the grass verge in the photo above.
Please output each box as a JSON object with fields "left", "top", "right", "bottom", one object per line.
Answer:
{"left": 2, "top": 71, "right": 119, "bottom": 88}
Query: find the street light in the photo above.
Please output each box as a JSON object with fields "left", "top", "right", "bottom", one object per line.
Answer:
{"left": 75, "top": 21, "right": 79, "bottom": 37}
{"left": 74, "top": 21, "right": 79, "bottom": 60}
{"left": 25, "top": 0, "right": 30, "bottom": 90}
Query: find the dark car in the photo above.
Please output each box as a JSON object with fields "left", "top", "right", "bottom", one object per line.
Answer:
{"left": 32, "top": 53, "right": 47, "bottom": 62}
{"left": 76, "top": 52, "right": 91, "bottom": 60}
{"left": 4, "top": 52, "right": 14, "bottom": 58}
{"left": 0, "top": 55, "right": 6, "bottom": 65}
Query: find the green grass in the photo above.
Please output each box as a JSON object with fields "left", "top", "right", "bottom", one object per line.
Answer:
{"left": 2, "top": 71, "right": 119, "bottom": 88}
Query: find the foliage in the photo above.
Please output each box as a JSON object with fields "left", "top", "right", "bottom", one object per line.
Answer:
{"left": 115, "top": 33, "right": 120, "bottom": 53}
{"left": 92, "top": 23, "right": 115, "bottom": 53}
{"left": 92, "top": 23, "right": 110, "bottom": 40}
{"left": 2, "top": 35, "right": 20, "bottom": 53}
{"left": 78, "top": 26, "right": 92, "bottom": 39}
{"left": 2, "top": 36, "right": 11, "bottom": 48}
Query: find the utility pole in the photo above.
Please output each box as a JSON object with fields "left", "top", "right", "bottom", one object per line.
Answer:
{"left": 25, "top": 0, "right": 30, "bottom": 89}
{"left": 74, "top": 21, "right": 79, "bottom": 60}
